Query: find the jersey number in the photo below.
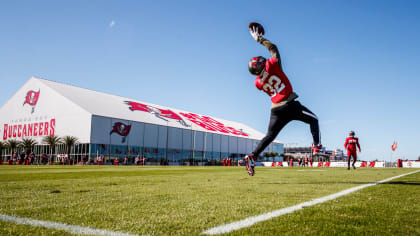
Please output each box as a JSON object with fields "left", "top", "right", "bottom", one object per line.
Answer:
{"left": 262, "top": 75, "right": 285, "bottom": 97}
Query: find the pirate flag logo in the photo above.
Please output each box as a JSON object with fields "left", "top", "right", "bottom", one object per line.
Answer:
{"left": 23, "top": 90, "right": 40, "bottom": 114}
{"left": 110, "top": 122, "right": 131, "bottom": 143}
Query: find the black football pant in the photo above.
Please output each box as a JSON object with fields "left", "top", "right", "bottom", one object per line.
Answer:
{"left": 252, "top": 100, "right": 320, "bottom": 157}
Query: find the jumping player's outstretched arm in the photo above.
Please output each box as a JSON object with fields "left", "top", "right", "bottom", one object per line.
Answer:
{"left": 250, "top": 27, "right": 283, "bottom": 71}
{"left": 258, "top": 37, "right": 283, "bottom": 71}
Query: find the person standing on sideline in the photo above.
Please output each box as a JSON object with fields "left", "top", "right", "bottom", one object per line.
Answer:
{"left": 344, "top": 131, "right": 361, "bottom": 170}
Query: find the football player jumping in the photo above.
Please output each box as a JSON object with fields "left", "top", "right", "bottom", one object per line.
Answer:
{"left": 245, "top": 23, "right": 324, "bottom": 176}
{"left": 344, "top": 131, "right": 361, "bottom": 170}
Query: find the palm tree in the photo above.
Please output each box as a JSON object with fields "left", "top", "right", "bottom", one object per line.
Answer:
{"left": 272, "top": 152, "right": 279, "bottom": 162}
{"left": 19, "top": 138, "right": 38, "bottom": 155}
{"left": 5, "top": 139, "right": 19, "bottom": 157}
{"left": 0, "top": 141, "right": 5, "bottom": 161}
{"left": 42, "top": 135, "right": 62, "bottom": 162}
{"left": 62, "top": 136, "right": 79, "bottom": 164}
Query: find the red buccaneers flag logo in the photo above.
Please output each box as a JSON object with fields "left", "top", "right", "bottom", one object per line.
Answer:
{"left": 23, "top": 90, "right": 40, "bottom": 113}
{"left": 125, "top": 101, "right": 190, "bottom": 127}
{"left": 110, "top": 122, "right": 131, "bottom": 143}
{"left": 391, "top": 141, "right": 398, "bottom": 151}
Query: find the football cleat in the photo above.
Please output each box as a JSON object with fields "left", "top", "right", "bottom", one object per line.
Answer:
{"left": 245, "top": 155, "right": 256, "bottom": 176}
{"left": 352, "top": 164, "right": 356, "bottom": 170}
{"left": 312, "top": 144, "right": 325, "bottom": 156}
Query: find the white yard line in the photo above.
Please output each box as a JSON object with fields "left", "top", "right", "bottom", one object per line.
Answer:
{"left": 203, "top": 169, "right": 420, "bottom": 235}
{"left": 0, "top": 214, "right": 138, "bottom": 236}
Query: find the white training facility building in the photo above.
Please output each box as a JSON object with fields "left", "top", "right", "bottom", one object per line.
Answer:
{"left": 0, "top": 77, "right": 283, "bottom": 164}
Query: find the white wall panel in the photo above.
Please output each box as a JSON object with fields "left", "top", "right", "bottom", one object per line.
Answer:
{"left": 194, "top": 131, "right": 204, "bottom": 151}
{"left": 205, "top": 133, "right": 213, "bottom": 153}
{"left": 228, "top": 136, "right": 237, "bottom": 154}
{"left": 91, "top": 116, "right": 111, "bottom": 144}
{"left": 182, "top": 129, "right": 192, "bottom": 150}
{"left": 168, "top": 127, "right": 182, "bottom": 149}
{"left": 144, "top": 123, "right": 158, "bottom": 147}
{"left": 221, "top": 135, "right": 228, "bottom": 153}
{"left": 128, "top": 122, "right": 145, "bottom": 147}
{"left": 0, "top": 78, "right": 91, "bottom": 143}
{"left": 212, "top": 134, "right": 221, "bottom": 152}
{"left": 157, "top": 125, "right": 167, "bottom": 148}
{"left": 238, "top": 138, "right": 246, "bottom": 154}
{"left": 246, "top": 139, "right": 254, "bottom": 154}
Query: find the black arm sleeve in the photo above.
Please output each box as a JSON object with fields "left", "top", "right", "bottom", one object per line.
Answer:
{"left": 257, "top": 36, "right": 283, "bottom": 70}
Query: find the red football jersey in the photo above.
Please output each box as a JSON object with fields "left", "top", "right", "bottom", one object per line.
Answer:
{"left": 344, "top": 137, "right": 361, "bottom": 152}
{"left": 255, "top": 57, "right": 293, "bottom": 104}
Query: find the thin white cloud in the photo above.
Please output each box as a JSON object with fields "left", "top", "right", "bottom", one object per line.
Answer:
{"left": 109, "top": 20, "right": 115, "bottom": 28}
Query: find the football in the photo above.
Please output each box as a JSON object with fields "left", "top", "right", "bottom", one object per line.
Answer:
{"left": 248, "top": 22, "right": 265, "bottom": 35}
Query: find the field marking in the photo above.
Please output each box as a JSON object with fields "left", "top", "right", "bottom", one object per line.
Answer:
{"left": 0, "top": 214, "right": 138, "bottom": 236}
{"left": 203, "top": 169, "right": 420, "bottom": 235}
{"left": 296, "top": 170, "right": 326, "bottom": 172}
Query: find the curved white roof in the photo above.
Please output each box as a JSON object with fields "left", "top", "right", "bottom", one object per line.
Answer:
{"left": 26, "top": 77, "right": 274, "bottom": 141}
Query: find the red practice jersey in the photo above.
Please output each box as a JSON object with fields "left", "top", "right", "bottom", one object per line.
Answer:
{"left": 344, "top": 137, "right": 361, "bottom": 152}
{"left": 255, "top": 57, "right": 293, "bottom": 104}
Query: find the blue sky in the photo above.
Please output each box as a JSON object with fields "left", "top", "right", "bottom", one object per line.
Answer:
{"left": 1, "top": 0, "right": 419, "bottom": 160}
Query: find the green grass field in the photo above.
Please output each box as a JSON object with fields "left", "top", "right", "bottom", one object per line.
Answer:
{"left": 0, "top": 166, "right": 419, "bottom": 236}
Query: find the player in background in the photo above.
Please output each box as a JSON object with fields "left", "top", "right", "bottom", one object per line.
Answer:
{"left": 245, "top": 23, "right": 324, "bottom": 176}
{"left": 344, "top": 131, "right": 361, "bottom": 170}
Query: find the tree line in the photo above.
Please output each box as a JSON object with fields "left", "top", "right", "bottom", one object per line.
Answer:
{"left": 0, "top": 136, "right": 79, "bottom": 160}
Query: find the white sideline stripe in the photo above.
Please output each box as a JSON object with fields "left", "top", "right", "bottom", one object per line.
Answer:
{"left": 203, "top": 170, "right": 420, "bottom": 235}
{"left": 0, "top": 214, "right": 137, "bottom": 236}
